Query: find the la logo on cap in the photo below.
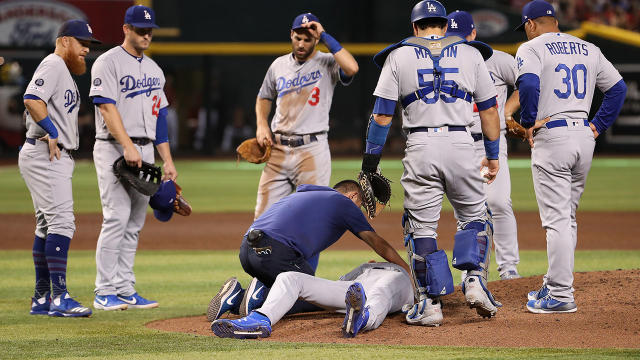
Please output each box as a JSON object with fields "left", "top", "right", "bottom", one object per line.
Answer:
{"left": 144, "top": 9, "right": 151, "bottom": 19}
{"left": 302, "top": 15, "right": 309, "bottom": 23}
{"left": 547, "top": 10, "right": 552, "bottom": 14}
{"left": 450, "top": 19, "right": 458, "bottom": 28}
{"left": 87, "top": 24, "right": 92, "bottom": 33}
{"left": 427, "top": 2, "right": 437, "bottom": 12}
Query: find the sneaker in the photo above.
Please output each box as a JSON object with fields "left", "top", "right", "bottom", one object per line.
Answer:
{"left": 211, "top": 311, "right": 272, "bottom": 339}
{"left": 526, "top": 295, "right": 577, "bottom": 314}
{"left": 117, "top": 293, "right": 158, "bottom": 309}
{"left": 342, "top": 282, "right": 370, "bottom": 338}
{"left": 463, "top": 275, "right": 501, "bottom": 318}
{"left": 499, "top": 270, "right": 521, "bottom": 280}
{"left": 239, "top": 277, "right": 267, "bottom": 317}
{"left": 48, "top": 292, "right": 92, "bottom": 317}
{"left": 207, "top": 277, "right": 244, "bottom": 322}
{"left": 30, "top": 292, "right": 51, "bottom": 315}
{"left": 405, "top": 297, "right": 443, "bottom": 327}
{"left": 93, "top": 294, "right": 128, "bottom": 311}
{"left": 527, "top": 284, "right": 549, "bottom": 301}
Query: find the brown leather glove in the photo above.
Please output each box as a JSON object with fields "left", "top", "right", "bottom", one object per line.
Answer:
{"left": 236, "top": 138, "right": 272, "bottom": 164}
{"left": 506, "top": 118, "right": 527, "bottom": 141}
{"left": 173, "top": 182, "right": 192, "bottom": 216}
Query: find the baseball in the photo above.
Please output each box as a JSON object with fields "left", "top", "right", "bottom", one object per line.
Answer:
{"left": 480, "top": 167, "right": 489, "bottom": 183}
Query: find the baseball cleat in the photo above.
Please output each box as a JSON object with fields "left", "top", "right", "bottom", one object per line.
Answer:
{"left": 405, "top": 297, "right": 442, "bottom": 327}
{"left": 117, "top": 293, "right": 158, "bottom": 309}
{"left": 210, "top": 311, "right": 272, "bottom": 339}
{"left": 207, "top": 277, "right": 244, "bottom": 322}
{"left": 30, "top": 292, "right": 51, "bottom": 315}
{"left": 526, "top": 295, "right": 577, "bottom": 314}
{"left": 48, "top": 292, "right": 92, "bottom": 317}
{"left": 342, "top": 282, "right": 370, "bottom": 338}
{"left": 93, "top": 294, "right": 128, "bottom": 311}
{"left": 239, "top": 277, "right": 267, "bottom": 317}
{"left": 499, "top": 270, "right": 521, "bottom": 280}
{"left": 463, "top": 275, "right": 500, "bottom": 318}
{"left": 527, "top": 284, "right": 550, "bottom": 301}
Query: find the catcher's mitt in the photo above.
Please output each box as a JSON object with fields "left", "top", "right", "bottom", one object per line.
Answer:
{"left": 112, "top": 156, "right": 162, "bottom": 196}
{"left": 358, "top": 170, "right": 392, "bottom": 219}
{"left": 506, "top": 118, "right": 527, "bottom": 140}
{"left": 173, "top": 182, "right": 192, "bottom": 216}
{"left": 236, "top": 138, "right": 271, "bottom": 164}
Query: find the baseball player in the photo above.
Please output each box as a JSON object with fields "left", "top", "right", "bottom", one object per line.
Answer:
{"left": 360, "top": 0, "right": 503, "bottom": 327}
{"left": 514, "top": 0, "right": 626, "bottom": 313}
{"left": 446, "top": 11, "right": 522, "bottom": 280}
{"left": 207, "top": 180, "right": 410, "bottom": 323}
{"left": 253, "top": 12, "right": 359, "bottom": 219}
{"left": 211, "top": 262, "right": 414, "bottom": 339}
{"left": 19, "top": 19, "right": 101, "bottom": 317}
{"left": 90, "top": 5, "right": 177, "bottom": 311}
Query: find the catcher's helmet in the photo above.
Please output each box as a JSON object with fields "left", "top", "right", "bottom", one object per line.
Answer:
{"left": 411, "top": 0, "right": 447, "bottom": 23}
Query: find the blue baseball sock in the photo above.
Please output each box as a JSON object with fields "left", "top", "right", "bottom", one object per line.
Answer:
{"left": 32, "top": 235, "right": 50, "bottom": 298}
{"left": 45, "top": 234, "right": 70, "bottom": 297}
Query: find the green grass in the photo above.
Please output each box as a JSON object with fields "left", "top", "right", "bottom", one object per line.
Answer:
{"left": 2, "top": 249, "right": 640, "bottom": 359}
{"left": 1, "top": 158, "right": 639, "bottom": 214}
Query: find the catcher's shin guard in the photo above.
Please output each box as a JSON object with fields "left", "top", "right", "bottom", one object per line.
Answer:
{"left": 452, "top": 214, "right": 494, "bottom": 281}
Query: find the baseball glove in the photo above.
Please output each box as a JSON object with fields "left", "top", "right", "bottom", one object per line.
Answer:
{"left": 236, "top": 138, "right": 271, "bottom": 164}
{"left": 112, "top": 156, "right": 162, "bottom": 196}
{"left": 358, "top": 170, "right": 392, "bottom": 219}
{"left": 506, "top": 118, "right": 527, "bottom": 140}
{"left": 173, "top": 182, "right": 192, "bottom": 216}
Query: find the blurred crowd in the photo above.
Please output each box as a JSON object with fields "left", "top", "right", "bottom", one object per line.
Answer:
{"left": 504, "top": 0, "right": 640, "bottom": 31}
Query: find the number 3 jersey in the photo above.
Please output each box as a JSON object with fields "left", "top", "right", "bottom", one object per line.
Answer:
{"left": 516, "top": 32, "right": 622, "bottom": 121}
{"left": 374, "top": 36, "right": 496, "bottom": 129}
{"left": 90, "top": 46, "right": 168, "bottom": 140}
{"left": 257, "top": 51, "right": 350, "bottom": 135}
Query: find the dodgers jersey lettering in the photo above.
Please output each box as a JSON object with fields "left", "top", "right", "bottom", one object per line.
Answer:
{"left": 24, "top": 54, "right": 80, "bottom": 150}
{"left": 471, "top": 50, "right": 517, "bottom": 133}
{"left": 90, "top": 46, "right": 168, "bottom": 140}
{"left": 258, "top": 51, "right": 348, "bottom": 135}
{"left": 374, "top": 35, "right": 496, "bottom": 129}
{"left": 516, "top": 32, "right": 622, "bottom": 121}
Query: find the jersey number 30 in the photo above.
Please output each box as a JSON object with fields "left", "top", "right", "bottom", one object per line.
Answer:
{"left": 554, "top": 63, "right": 587, "bottom": 100}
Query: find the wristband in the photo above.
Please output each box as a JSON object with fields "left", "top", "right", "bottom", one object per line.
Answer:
{"left": 484, "top": 138, "right": 499, "bottom": 160}
{"left": 36, "top": 115, "right": 58, "bottom": 139}
{"left": 361, "top": 153, "right": 381, "bottom": 173}
{"left": 320, "top": 32, "right": 342, "bottom": 54}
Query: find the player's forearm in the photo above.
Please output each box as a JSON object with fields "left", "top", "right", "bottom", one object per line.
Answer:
{"left": 504, "top": 90, "right": 520, "bottom": 120}
{"left": 479, "top": 106, "right": 500, "bottom": 141}
{"left": 98, "top": 103, "right": 135, "bottom": 148}
{"left": 320, "top": 32, "right": 358, "bottom": 77}
{"left": 23, "top": 99, "right": 48, "bottom": 121}
{"left": 359, "top": 231, "right": 411, "bottom": 275}
{"left": 255, "top": 97, "right": 272, "bottom": 130}
{"left": 591, "top": 79, "right": 627, "bottom": 134}
{"left": 155, "top": 142, "right": 174, "bottom": 165}
{"left": 516, "top": 73, "right": 540, "bottom": 128}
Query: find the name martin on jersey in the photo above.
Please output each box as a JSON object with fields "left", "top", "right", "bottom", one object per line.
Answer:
{"left": 120, "top": 74, "right": 162, "bottom": 98}
{"left": 276, "top": 70, "right": 322, "bottom": 97}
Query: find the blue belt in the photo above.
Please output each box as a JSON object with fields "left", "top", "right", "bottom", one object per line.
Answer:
{"left": 545, "top": 119, "right": 589, "bottom": 129}
{"left": 26, "top": 137, "right": 68, "bottom": 152}
{"left": 408, "top": 126, "right": 467, "bottom": 134}
{"left": 274, "top": 132, "right": 324, "bottom": 147}
{"left": 401, "top": 85, "right": 473, "bottom": 108}
{"left": 471, "top": 133, "right": 483, "bottom": 142}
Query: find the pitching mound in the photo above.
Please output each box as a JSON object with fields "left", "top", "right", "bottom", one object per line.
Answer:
{"left": 147, "top": 269, "right": 640, "bottom": 348}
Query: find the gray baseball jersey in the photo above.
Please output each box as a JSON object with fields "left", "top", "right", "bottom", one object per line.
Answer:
{"left": 90, "top": 46, "right": 167, "bottom": 140}
{"left": 257, "top": 51, "right": 349, "bottom": 135}
{"left": 471, "top": 50, "right": 517, "bottom": 133}
{"left": 516, "top": 32, "right": 621, "bottom": 121}
{"left": 374, "top": 36, "right": 496, "bottom": 128}
{"left": 24, "top": 54, "right": 80, "bottom": 150}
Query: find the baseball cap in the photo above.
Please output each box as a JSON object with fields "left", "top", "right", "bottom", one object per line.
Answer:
{"left": 446, "top": 10, "right": 474, "bottom": 38}
{"left": 124, "top": 5, "right": 159, "bottom": 28}
{"left": 292, "top": 13, "right": 320, "bottom": 30}
{"left": 514, "top": 0, "right": 556, "bottom": 31}
{"left": 149, "top": 180, "right": 177, "bottom": 222}
{"left": 57, "top": 19, "right": 102, "bottom": 44}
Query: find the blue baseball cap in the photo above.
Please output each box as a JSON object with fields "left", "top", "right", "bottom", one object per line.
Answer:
{"left": 57, "top": 19, "right": 101, "bottom": 44}
{"left": 124, "top": 5, "right": 159, "bottom": 28}
{"left": 292, "top": 13, "right": 320, "bottom": 30}
{"left": 515, "top": 0, "right": 555, "bottom": 31}
{"left": 411, "top": 0, "right": 447, "bottom": 23}
{"left": 149, "top": 180, "right": 176, "bottom": 222}
{"left": 446, "top": 11, "right": 474, "bottom": 37}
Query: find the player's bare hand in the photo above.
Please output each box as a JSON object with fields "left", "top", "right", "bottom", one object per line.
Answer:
{"left": 38, "top": 135, "right": 61, "bottom": 161}
{"left": 301, "top": 21, "right": 324, "bottom": 39}
{"left": 123, "top": 144, "right": 142, "bottom": 168}
{"left": 481, "top": 157, "right": 499, "bottom": 184}
{"left": 589, "top": 122, "right": 600, "bottom": 139}
{"left": 162, "top": 161, "right": 178, "bottom": 181}
{"left": 526, "top": 117, "right": 551, "bottom": 148}
{"left": 256, "top": 126, "right": 273, "bottom": 147}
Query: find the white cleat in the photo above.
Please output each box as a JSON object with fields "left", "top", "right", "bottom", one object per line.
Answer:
{"left": 405, "top": 297, "right": 443, "bottom": 327}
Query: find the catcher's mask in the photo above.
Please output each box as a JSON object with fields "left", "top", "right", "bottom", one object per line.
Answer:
{"left": 149, "top": 180, "right": 177, "bottom": 222}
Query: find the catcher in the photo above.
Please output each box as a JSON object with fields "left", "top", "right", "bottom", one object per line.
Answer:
{"left": 207, "top": 179, "right": 404, "bottom": 323}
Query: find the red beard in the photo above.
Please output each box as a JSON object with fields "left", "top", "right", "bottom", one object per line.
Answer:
{"left": 63, "top": 52, "right": 86, "bottom": 75}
